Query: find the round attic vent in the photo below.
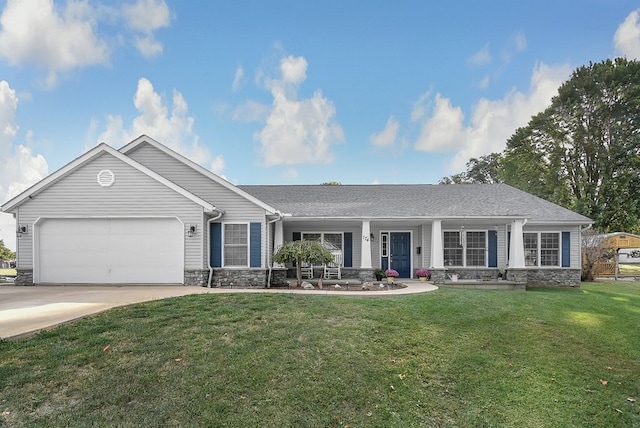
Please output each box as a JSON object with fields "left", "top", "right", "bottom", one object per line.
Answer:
{"left": 97, "top": 169, "right": 115, "bottom": 187}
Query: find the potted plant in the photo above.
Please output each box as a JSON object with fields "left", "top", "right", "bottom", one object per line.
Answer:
{"left": 415, "top": 268, "right": 430, "bottom": 281}
{"left": 385, "top": 268, "right": 399, "bottom": 283}
{"left": 374, "top": 269, "right": 385, "bottom": 281}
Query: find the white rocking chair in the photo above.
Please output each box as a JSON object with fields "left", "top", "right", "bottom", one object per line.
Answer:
{"left": 300, "top": 262, "right": 314, "bottom": 279}
{"left": 323, "top": 251, "right": 343, "bottom": 280}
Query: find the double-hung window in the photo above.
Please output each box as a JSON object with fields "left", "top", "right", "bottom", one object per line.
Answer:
{"left": 224, "top": 224, "right": 248, "bottom": 267}
{"left": 521, "top": 232, "right": 560, "bottom": 267}
{"left": 302, "top": 232, "right": 343, "bottom": 252}
{"left": 444, "top": 231, "right": 486, "bottom": 266}
{"left": 444, "top": 231, "right": 463, "bottom": 266}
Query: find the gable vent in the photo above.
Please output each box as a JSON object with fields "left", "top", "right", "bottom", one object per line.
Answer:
{"left": 97, "top": 170, "right": 115, "bottom": 187}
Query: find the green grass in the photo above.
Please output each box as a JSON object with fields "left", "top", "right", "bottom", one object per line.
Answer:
{"left": 1, "top": 282, "right": 639, "bottom": 427}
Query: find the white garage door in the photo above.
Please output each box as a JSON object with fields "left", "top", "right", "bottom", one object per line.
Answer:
{"left": 37, "top": 218, "right": 184, "bottom": 284}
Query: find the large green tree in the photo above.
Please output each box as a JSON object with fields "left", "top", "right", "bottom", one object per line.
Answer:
{"left": 503, "top": 58, "right": 640, "bottom": 232}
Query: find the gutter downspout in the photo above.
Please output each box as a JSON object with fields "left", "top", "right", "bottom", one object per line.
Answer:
{"left": 266, "top": 212, "right": 283, "bottom": 288}
{"left": 206, "top": 209, "right": 224, "bottom": 288}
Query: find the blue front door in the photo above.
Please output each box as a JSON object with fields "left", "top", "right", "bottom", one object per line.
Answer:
{"left": 390, "top": 232, "right": 411, "bottom": 278}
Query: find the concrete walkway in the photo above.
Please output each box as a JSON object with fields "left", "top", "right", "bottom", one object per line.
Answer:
{"left": 0, "top": 281, "right": 438, "bottom": 339}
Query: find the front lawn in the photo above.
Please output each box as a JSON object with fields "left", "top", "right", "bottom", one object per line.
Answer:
{"left": 1, "top": 282, "right": 639, "bottom": 427}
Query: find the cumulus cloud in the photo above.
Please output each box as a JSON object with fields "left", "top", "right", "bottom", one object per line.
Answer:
{"left": 0, "top": 0, "right": 171, "bottom": 85}
{"left": 232, "top": 100, "right": 270, "bottom": 123}
{"left": 0, "top": 81, "right": 48, "bottom": 250}
{"left": 0, "top": 0, "right": 108, "bottom": 86}
{"left": 255, "top": 54, "right": 344, "bottom": 166}
{"left": 468, "top": 44, "right": 492, "bottom": 66}
{"left": 370, "top": 116, "right": 399, "bottom": 147}
{"left": 97, "top": 77, "right": 226, "bottom": 177}
{"left": 414, "top": 62, "right": 572, "bottom": 172}
{"left": 615, "top": 9, "right": 640, "bottom": 59}
{"left": 122, "top": 0, "right": 171, "bottom": 58}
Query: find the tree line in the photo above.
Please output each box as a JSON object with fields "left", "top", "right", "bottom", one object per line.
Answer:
{"left": 441, "top": 58, "right": 640, "bottom": 234}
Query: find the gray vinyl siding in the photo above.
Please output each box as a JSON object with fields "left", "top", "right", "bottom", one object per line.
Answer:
{"left": 127, "top": 143, "right": 267, "bottom": 222}
{"left": 15, "top": 153, "right": 205, "bottom": 270}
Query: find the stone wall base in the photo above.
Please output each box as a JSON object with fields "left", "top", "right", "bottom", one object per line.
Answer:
{"left": 526, "top": 269, "right": 581, "bottom": 288}
{"left": 15, "top": 269, "right": 34, "bottom": 286}
{"left": 207, "top": 268, "right": 288, "bottom": 288}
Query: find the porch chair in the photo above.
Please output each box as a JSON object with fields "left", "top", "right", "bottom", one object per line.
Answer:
{"left": 300, "top": 262, "right": 314, "bottom": 279}
{"left": 323, "top": 251, "right": 343, "bottom": 280}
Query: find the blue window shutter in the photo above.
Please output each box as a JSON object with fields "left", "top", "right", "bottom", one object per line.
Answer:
{"left": 562, "top": 231, "right": 570, "bottom": 267}
{"left": 488, "top": 230, "right": 498, "bottom": 267}
{"left": 210, "top": 223, "right": 222, "bottom": 268}
{"left": 344, "top": 232, "right": 353, "bottom": 267}
{"left": 293, "top": 232, "right": 301, "bottom": 241}
{"left": 250, "top": 223, "right": 262, "bottom": 268}
{"left": 507, "top": 231, "right": 511, "bottom": 264}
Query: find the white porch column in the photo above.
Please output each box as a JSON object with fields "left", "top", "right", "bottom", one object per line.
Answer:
{"left": 273, "top": 220, "right": 284, "bottom": 267}
{"left": 430, "top": 219, "right": 444, "bottom": 268}
{"left": 360, "top": 220, "right": 373, "bottom": 269}
{"left": 509, "top": 219, "right": 526, "bottom": 268}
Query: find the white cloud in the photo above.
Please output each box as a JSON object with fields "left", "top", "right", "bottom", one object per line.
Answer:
{"left": 615, "top": 9, "right": 640, "bottom": 59}
{"left": 468, "top": 44, "right": 492, "bottom": 66}
{"left": 97, "top": 77, "right": 225, "bottom": 176}
{"left": 0, "top": 81, "right": 48, "bottom": 251}
{"left": 414, "top": 94, "right": 465, "bottom": 153}
{"left": 0, "top": 0, "right": 109, "bottom": 86}
{"left": 232, "top": 66, "right": 244, "bottom": 91}
{"left": 414, "top": 62, "right": 572, "bottom": 172}
{"left": 255, "top": 54, "right": 344, "bottom": 166}
{"left": 513, "top": 32, "right": 527, "bottom": 52}
{"left": 0, "top": 0, "right": 172, "bottom": 84}
{"left": 122, "top": 0, "right": 171, "bottom": 58}
{"left": 134, "top": 35, "right": 163, "bottom": 58}
{"left": 370, "top": 116, "right": 399, "bottom": 147}
{"left": 280, "top": 55, "right": 307, "bottom": 84}
{"left": 122, "top": 0, "right": 170, "bottom": 33}
{"left": 410, "top": 90, "right": 432, "bottom": 122}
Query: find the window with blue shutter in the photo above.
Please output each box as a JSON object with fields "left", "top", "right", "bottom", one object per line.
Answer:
{"left": 210, "top": 223, "right": 222, "bottom": 268}
{"left": 562, "top": 231, "right": 570, "bottom": 267}
{"left": 250, "top": 222, "right": 262, "bottom": 268}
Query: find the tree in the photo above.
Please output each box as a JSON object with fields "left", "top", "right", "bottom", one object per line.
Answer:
{"left": 0, "top": 240, "right": 15, "bottom": 261}
{"left": 440, "top": 153, "right": 503, "bottom": 184}
{"left": 273, "top": 240, "right": 334, "bottom": 286}
{"left": 500, "top": 58, "right": 640, "bottom": 233}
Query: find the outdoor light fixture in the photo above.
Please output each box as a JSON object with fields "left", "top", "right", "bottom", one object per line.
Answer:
{"left": 187, "top": 225, "right": 196, "bottom": 237}
{"left": 370, "top": 233, "right": 375, "bottom": 242}
{"left": 17, "top": 224, "right": 27, "bottom": 236}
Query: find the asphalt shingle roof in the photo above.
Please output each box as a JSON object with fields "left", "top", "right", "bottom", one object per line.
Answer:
{"left": 239, "top": 183, "right": 592, "bottom": 223}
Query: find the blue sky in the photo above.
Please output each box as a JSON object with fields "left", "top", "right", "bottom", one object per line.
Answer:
{"left": 1, "top": 0, "right": 640, "bottom": 250}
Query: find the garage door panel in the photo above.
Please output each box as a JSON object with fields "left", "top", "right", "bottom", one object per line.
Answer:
{"left": 37, "top": 218, "right": 184, "bottom": 284}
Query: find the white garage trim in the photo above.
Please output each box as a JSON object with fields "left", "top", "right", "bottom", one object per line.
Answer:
{"left": 34, "top": 217, "right": 184, "bottom": 284}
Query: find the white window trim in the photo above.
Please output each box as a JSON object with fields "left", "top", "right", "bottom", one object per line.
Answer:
{"left": 380, "top": 233, "right": 389, "bottom": 258}
{"left": 301, "top": 231, "right": 344, "bottom": 251}
{"left": 443, "top": 229, "right": 488, "bottom": 267}
{"left": 523, "top": 231, "right": 561, "bottom": 268}
{"left": 222, "top": 222, "right": 250, "bottom": 268}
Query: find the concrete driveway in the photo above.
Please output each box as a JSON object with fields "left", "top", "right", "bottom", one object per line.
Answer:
{"left": 0, "top": 285, "right": 212, "bottom": 339}
{"left": 0, "top": 282, "right": 438, "bottom": 339}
